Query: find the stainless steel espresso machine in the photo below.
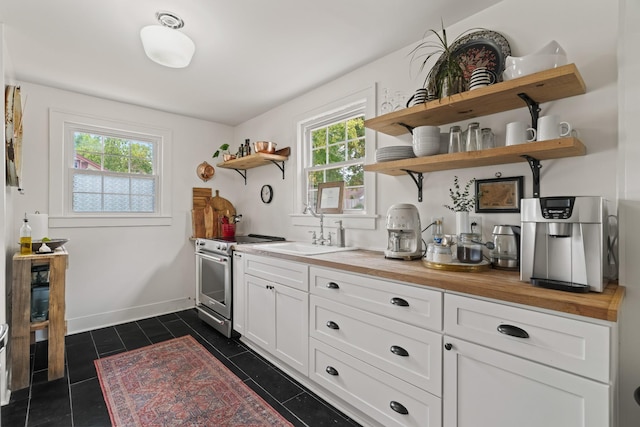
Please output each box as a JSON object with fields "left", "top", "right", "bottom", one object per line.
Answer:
{"left": 385, "top": 204, "right": 422, "bottom": 260}
{"left": 520, "top": 196, "right": 611, "bottom": 292}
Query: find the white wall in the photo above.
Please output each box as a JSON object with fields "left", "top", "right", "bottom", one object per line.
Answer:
{"left": 618, "top": 0, "right": 640, "bottom": 424}
{"left": 11, "top": 83, "right": 240, "bottom": 333}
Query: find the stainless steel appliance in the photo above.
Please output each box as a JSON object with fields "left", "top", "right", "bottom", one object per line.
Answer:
{"left": 490, "top": 225, "right": 521, "bottom": 270}
{"left": 384, "top": 204, "right": 422, "bottom": 260}
{"left": 195, "top": 234, "right": 284, "bottom": 337}
{"left": 520, "top": 196, "right": 610, "bottom": 292}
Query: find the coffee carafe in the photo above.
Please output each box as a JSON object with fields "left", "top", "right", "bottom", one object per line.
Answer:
{"left": 490, "top": 225, "right": 521, "bottom": 270}
{"left": 384, "top": 204, "right": 422, "bottom": 260}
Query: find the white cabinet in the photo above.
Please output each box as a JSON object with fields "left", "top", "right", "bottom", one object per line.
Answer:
{"left": 243, "top": 254, "right": 309, "bottom": 375}
{"left": 443, "top": 293, "right": 616, "bottom": 427}
{"left": 310, "top": 266, "right": 443, "bottom": 426}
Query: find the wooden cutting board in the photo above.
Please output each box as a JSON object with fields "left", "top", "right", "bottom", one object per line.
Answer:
{"left": 191, "top": 189, "right": 236, "bottom": 238}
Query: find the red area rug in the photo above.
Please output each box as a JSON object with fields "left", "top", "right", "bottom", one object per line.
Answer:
{"left": 95, "top": 335, "right": 293, "bottom": 427}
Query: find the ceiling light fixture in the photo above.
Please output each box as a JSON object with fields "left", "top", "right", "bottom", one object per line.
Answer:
{"left": 140, "top": 11, "right": 195, "bottom": 68}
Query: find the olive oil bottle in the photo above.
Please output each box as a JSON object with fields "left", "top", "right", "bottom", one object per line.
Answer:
{"left": 19, "top": 216, "right": 32, "bottom": 255}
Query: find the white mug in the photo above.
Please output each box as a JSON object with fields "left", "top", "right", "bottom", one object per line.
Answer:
{"left": 537, "top": 114, "right": 572, "bottom": 141}
{"left": 506, "top": 121, "right": 537, "bottom": 145}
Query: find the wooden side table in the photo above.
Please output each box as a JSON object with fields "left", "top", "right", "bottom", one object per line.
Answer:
{"left": 10, "top": 250, "right": 68, "bottom": 390}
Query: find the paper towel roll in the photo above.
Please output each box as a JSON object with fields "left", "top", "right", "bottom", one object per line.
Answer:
{"left": 27, "top": 213, "right": 49, "bottom": 240}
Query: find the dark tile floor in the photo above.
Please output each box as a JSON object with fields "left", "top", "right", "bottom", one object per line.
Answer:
{"left": 1, "top": 309, "right": 362, "bottom": 427}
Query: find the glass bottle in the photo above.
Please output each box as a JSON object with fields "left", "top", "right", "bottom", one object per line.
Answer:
{"left": 481, "top": 128, "right": 495, "bottom": 150}
{"left": 448, "top": 126, "right": 462, "bottom": 153}
{"left": 432, "top": 218, "right": 444, "bottom": 245}
{"left": 465, "top": 122, "right": 481, "bottom": 151}
{"left": 20, "top": 216, "right": 32, "bottom": 255}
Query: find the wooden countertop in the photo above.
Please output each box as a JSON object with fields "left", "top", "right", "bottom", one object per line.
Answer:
{"left": 236, "top": 246, "right": 624, "bottom": 322}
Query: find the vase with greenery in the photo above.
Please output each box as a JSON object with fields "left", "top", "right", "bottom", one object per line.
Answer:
{"left": 443, "top": 176, "right": 476, "bottom": 235}
{"left": 212, "top": 143, "right": 234, "bottom": 161}
{"left": 410, "top": 21, "right": 471, "bottom": 99}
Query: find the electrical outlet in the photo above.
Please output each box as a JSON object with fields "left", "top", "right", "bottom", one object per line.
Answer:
{"left": 469, "top": 216, "right": 482, "bottom": 236}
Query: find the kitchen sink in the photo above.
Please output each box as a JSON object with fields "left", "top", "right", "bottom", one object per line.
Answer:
{"left": 257, "top": 241, "right": 357, "bottom": 256}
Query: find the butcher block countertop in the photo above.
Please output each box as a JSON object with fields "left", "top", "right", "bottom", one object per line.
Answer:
{"left": 237, "top": 246, "right": 624, "bottom": 322}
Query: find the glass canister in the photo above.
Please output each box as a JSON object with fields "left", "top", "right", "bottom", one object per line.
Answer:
{"left": 457, "top": 233, "right": 483, "bottom": 263}
{"left": 465, "top": 122, "right": 481, "bottom": 151}
{"left": 448, "top": 126, "right": 462, "bottom": 153}
{"left": 481, "top": 128, "right": 495, "bottom": 149}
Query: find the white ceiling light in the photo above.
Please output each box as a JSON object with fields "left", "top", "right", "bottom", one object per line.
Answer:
{"left": 140, "top": 11, "right": 195, "bottom": 68}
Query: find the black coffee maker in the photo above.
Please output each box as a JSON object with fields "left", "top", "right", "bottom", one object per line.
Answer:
{"left": 490, "top": 225, "right": 521, "bottom": 270}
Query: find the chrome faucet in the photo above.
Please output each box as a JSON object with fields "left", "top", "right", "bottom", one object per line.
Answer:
{"left": 303, "top": 203, "right": 330, "bottom": 245}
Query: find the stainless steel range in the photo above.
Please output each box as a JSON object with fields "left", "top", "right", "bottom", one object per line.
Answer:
{"left": 195, "top": 234, "right": 285, "bottom": 337}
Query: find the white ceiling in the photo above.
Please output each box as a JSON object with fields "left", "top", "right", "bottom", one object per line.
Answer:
{"left": 0, "top": 0, "right": 500, "bottom": 126}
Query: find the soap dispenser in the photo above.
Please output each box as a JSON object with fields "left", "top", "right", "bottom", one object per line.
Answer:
{"left": 335, "top": 220, "right": 345, "bottom": 247}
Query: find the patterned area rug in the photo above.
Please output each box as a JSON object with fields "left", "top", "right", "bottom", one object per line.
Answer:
{"left": 95, "top": 335, "right": 293, "bottom": 427}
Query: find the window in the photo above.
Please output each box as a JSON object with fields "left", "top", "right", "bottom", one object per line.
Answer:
{"left": 49, "top": 110, "right": 172, "bottom": 227}
{"left": 306, "top": 113, "right": 365, "bottom": 212}
{"left": 295, "top": 85, "right": 377, "bottom": 229}
{"left": 72, "top": 131, "right": 156, "bottom": 213}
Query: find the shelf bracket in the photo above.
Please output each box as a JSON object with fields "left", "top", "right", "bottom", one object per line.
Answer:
{"left": 233, "top": 169, "right": 247, "bottom": 185}
{"left": 402, "top": 170, "right": 424, "bottom": 202}
{"left": 270, "top": 160, "right": 286, "bottom": 180}
{"left": 518, "top": 93, "right": 541, "bottom": 129}
{"left": 522, "top": 155, "right": 541, "bottom": 198}
{"left": 398, "top": 123, "right": 414, "bottom": 135}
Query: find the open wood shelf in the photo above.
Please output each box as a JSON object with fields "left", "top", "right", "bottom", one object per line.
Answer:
{"left": 216, "top": 147, "right": 290, "bottom": 170}
{"left": 364, "top": 137, "right": 586, "bottom": 176}
{"left": 364, "top": 64, "right": 586, "bottom": 136}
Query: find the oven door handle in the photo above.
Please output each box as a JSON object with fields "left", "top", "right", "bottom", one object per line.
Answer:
{"left": 196, "top": 252, "right": 229, "bottom": 264}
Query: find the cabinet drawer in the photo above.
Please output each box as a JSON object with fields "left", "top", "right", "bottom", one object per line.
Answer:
{"left": 444, "top": 294, "right": 611, "bottom": 382}
{"left": 310, "top": 338, "right": 441, "bottom": 427}
{"left": 310, "top": 266, "right": 442, "bottom": 331}
{"left": 244, "top": 253, "right": 308, "bottom": 291}
{"left": 311, "top": 295, "right": 442, "bottom": 396}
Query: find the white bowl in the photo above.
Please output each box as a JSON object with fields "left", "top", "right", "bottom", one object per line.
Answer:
{"left": 502, "top": 40, "right": 568, "bottom": 81}
{"left": 413, "top": 125, "right": 440, "bottom": 138}
{"left": 413, "top": 144, "right": 440, "bottom": 157}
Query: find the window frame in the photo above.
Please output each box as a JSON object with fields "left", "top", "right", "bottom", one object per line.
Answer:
{"left": 293, "top": 85, "right": 377, "bottom": 230}
{"left": 49, "top": 110, "right": 173, "bottom": 228}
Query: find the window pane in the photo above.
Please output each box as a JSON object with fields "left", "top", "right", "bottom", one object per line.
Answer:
{"left": 328, "top": 122, "right": 345, "bottom": 144}
{"left": 131, "top": 177, "right": 155, "bottom": 195}
{"left": 345, "top": 186, "right": 365, "bottom": 210}
{"left": 325, "top": 167, "right": 344, "bottom": 183}
{"left": 104, "top": 194, "right": 130, "bottom": 212}
{"left": 131, "top": 142, "right": 153, "bottom": 175}
{"left": 308, "top": 170, "right": 324, "bottom": 189}
{"left": 348, "top": 137, "right": 365, "bottom": 160}
{"left": 311, "top": 128, "right": 326, "bottom": 149}
{"left": 342, "top": 164, "right": 364, "bottom": 186}
{"left": 73, "top": 193, "right": 102, "bottom": 212}
{"left": 347, "top": 117, "right": 365, "bottom": 138}
{"left": 73, "top": 174, "right": 102, "bottom": 193}
{"left": 104, "top": 176, "right": 130, "bottom": 194}
{"left": 312, "top": 147, "right": 327, "bottom": 166}
{"left": 131, "top": 195, "right": 154, "bottom": 212}
{"left": 328, "top": 143, "right": 346, "bottom": 163}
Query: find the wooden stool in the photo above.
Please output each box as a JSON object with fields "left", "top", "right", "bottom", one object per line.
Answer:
{"left": 10, "top": 251, "right": 68, "bottom": 390}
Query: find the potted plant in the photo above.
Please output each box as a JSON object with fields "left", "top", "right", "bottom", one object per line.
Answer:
{"left": 409, "top": 21, "right": 471, "bottom": 99}
{"left": 443, "top": 176, "right": 476, "bottom": 235}
{"left": 212, "top": 143, "right": 234, "bottom": 162}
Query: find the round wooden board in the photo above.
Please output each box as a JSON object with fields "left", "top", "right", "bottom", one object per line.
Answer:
{"left": 422, "top": 258, "right": 491, "bottom": 272}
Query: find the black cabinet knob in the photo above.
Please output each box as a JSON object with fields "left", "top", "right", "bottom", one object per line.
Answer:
{"left": 444, "top": 343, "right": 453, "bottom": 351}
{"left": 326, "top": 321, "right": 340, "bottom": 330}
{"left": 390, "top": 345, "right": 409, "bottom": 357}
{"left": 390, "top": 401, "right": 409, "bottom": 415}
{"left": 497, "top": 324, "right": 530, "bottom": 339}
{"left": 390, "top": 297, "right": 409, "bottom": 307}
{"left": 326, "top": 282, "right": 340, "bottom": 289}
{"left": 326, "top": 366, "right": 339, "bottom": 376}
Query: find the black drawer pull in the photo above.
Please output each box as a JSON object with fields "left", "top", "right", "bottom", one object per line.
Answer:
{"left": 497, "top": 324, "right": 530, "bottom": 339}
{"left": 326, "top": 321, "right": 340, "bottom": 330}
{"left": 326, "top": 282, "right": 340, "bottom": 289}
{"left": 444, "top": 343, "right": 453, "bottom": 351}
{"left": 390, "top": 297, "right": 409, "bottom": 307}
{"left": 325, "top": 366, "right": 339, "bottom": 376}
{"left": 390, "top": 345, "right": 409, "bottom": 357}
{"left": 390, "top": 401, "right": 409, "bottom": 415}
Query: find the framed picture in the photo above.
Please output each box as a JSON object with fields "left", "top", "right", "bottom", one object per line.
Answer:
{"left": 316, "top": 181, "right": 344, "bottom": 214}
{"left": 475, "top": 176, "right": 523, "bottom": 213}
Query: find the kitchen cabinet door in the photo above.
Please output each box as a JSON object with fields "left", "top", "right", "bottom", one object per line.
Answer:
{"left": 232, "top": 252, "right": 245, "bottom": 335}
{"left": 244, "top": 274, "right": 275, "bottom": 349}
{"left": 443, "top": 336, "right": 610, "bottom": 427}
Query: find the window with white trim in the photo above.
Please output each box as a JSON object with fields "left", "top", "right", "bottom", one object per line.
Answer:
{"left": 49, "top": 110, "right": 172, "bottom": 228}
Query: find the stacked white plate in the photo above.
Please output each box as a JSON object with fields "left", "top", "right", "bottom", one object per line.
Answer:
{"left": 412, "top": 125, "right": 441, "bottom": 157}
{"left": 375, "top": 146, "right": 416, "bottom": 162}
